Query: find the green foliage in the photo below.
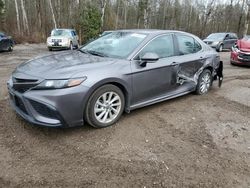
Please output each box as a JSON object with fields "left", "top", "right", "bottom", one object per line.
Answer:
{"left": 79, "top": 4, "right": 101, "bottom": 43}
{"left": 0, "top": 0, "right": 4, "bottom": 16}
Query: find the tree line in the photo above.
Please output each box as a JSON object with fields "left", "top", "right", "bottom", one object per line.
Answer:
{"left": 0, "top": 0, "right": 249, "bottom": 44}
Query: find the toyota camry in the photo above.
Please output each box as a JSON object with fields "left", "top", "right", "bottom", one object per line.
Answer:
{"left": 7, "top": 30, "right": 223, "bottom": 128}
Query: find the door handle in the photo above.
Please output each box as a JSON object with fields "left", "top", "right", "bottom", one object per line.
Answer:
{"left": 171, "top": 62, "right": 178, "bottom": 66}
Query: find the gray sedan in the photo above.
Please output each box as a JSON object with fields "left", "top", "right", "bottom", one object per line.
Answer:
{"left": 203, "top": 32, "right": 238, "bottom": 52}
{"left": 7, "top": 30, "right": 223, "bottom": 128}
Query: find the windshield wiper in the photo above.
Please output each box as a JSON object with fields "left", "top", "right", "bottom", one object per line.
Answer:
{"left": 78, "top": 49, "right": 91, "bottom": 55}
{"left": 87, "top": 50, "right": 109, "bottom": 57}
{"left": 79, "top": 49, "right": 109, "bottom": 57}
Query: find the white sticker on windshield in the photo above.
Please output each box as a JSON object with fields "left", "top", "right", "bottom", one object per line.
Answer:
{"left": 131, "top": 33, "right": 146, "bottom": 38}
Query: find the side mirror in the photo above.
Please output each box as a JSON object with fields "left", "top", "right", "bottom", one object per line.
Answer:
{"left": 139, "top": 53, "right": 159, "bottom": 67}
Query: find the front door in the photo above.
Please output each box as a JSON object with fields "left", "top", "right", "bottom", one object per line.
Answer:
{"left": 130, "top": 34, "right": 178, "bottom": 106}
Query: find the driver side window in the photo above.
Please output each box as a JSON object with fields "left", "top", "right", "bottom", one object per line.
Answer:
{"left": 137, "top": 35, "right": 174, "bottom": 59}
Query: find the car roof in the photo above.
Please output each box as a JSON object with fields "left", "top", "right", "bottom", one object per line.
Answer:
{"left": 110, "top": 29, "right": 196, "bottom": 36}
{"left": 52, "top": 28, "right": 75, "bottom": 31}
{"left": 210, "top": 32, "right": 236, "bottom": 35}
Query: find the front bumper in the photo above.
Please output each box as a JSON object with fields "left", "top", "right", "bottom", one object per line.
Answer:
{"left": 231, "top": 52, "right": 250, "bottom": 66}
{"left": 7, "top": 83, "right": 90, "bottom": 128}
{"left": 47, "top": 41, "right": 70, "bottom": 49}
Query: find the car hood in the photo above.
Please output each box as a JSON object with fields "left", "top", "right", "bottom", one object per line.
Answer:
{"left": 14, "top": 51, "right": 118, "bottom": 79}
{"left": 237, "top": 39, "right": 250, "bottom": 52}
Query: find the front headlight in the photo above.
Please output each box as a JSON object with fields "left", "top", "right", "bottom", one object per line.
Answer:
{"left": 35, "top": 77, "right": 87, "bottom": 90}
{"left": 47, "top": 37, "right": 52, "bottom": 43}
{"left": 212, "top": 41, "right": 219, "bottom": 45}
{"left": 232, "top": 45, "right": 240, "bottom": 53}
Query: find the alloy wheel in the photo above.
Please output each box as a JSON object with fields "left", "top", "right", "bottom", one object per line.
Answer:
{"left": 199, "top": 72, "right": 211, "bottom": 94}
{"left": 94, "top": 91, "right": 122, "bottom": 124}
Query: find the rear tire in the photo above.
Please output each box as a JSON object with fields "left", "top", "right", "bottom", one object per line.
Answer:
{"left": 195, "top": 69, "right": 212, "bottom": 95}
{"left": 85, "top": 85, "right": 125, "bottom": 128}
{"left": 48, "top": 48, "right": 52, "bottom": 51}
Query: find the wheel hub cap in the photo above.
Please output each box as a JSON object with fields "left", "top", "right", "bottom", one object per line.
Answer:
{"left": 94, "top": 92, "right": 121, "bottom": 124}
{"left": 200, "top": 73, "right": 211, "bottom": 94}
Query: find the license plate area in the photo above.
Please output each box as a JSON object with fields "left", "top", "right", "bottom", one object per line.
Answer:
{"left": 53, "top": 42, "right": 61, "bottom": 46}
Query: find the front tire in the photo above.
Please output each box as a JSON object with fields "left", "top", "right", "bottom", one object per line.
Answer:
{"left": 217, "top": 44, "right": 223, "bottom": 52}
{"left": 85, "top": 85, "right": 125, "bottom": 128}
{"left": 196, "top": 69, "right": 212, "bottom": 95}
{"left": 69, "top": 42, "right": 73, "bottom": 50}
{"left": 8, "top": 45, "right": 13, "bottom": 52}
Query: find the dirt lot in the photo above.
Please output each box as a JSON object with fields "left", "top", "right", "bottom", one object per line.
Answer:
{"left": 0, "top": 44, "right": 250, "bottom": 188}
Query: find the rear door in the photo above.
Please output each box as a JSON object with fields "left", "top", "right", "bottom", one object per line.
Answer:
{"left": 223, "top": 34, "right": 233, "bottom": 49}
{"left": 229, "top": 33, "right": 238, "bottom": 48}
{"left": 174, "top": 34, "right": 205, "bottom": 87}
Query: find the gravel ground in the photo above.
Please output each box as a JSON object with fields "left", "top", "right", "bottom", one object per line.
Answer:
{"left": 0, "top": 44, "right": 249, "bottom": 188}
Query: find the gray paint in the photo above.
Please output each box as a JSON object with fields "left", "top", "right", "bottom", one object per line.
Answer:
{"left": 7, "top": 30, "right": 221, "bottom": 127}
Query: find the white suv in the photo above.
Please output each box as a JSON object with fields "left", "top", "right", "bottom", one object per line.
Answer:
{"left": 47, "top": 29, "right": 79, "bottom": 51}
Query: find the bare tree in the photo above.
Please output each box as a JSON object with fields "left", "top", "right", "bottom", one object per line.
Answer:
{"left": 243, "top": 0, "right": 250, "bottom": 36}
{"left": 14, "top": 0, "right": 20, "bottom": 34}
{"left": 48, "top": 0, "right": 57, "bottom": 29}
{"left": 0, "top": 0, "right": 249, "bottom": 43}
{"left": 100, "top": 0, "right": 107, "bottom": 32}
{"left": 20, "top": 0, "right": 29, "bottom": 34}
{"left": 238, "top": 0, "right": 246, "bottom": 35}
{"left": 200, "top": 0, "right": 215, "bottom": 37}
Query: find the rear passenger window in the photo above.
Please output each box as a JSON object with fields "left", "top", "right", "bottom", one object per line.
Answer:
{"left": 229, "top": 34, "right": 237, "bottom": 39}
{"left": 176, "top": 35, "right": 202, "bottom": 55}
{"left": 138, "top": 35, "right": 174, "bottom": 59}
{"left": 194, "top": 40, "right": 202, "bottom": 53}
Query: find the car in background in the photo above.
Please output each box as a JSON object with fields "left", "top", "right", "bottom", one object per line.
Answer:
{"left": 8, "top": 30, "right": 223, "bottom": 128}
{"left": 47, "top": 29, "right": 79, "bottom": 51}
{"left": 0, "top": 32, "right": 14, "bottom": 52}
{"left": 231, "top": 35, "right": 250, "bottom": 66}
{"left": 203, "top": 32, "right": 238, "bottom": 52}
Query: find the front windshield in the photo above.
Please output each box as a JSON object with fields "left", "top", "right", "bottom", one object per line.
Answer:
{"left": 51, "top": 30, "right": 71, "bottom": 37}
{"left": 80, "top": 32, "right": 148, "bottom": 58}
{"left": 207, "top": 33, "right": 225, "bottom": 40}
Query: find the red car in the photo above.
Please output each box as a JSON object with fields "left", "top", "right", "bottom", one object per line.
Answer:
{"left": 231, "top": 36, "right": 250, "bottom": 66}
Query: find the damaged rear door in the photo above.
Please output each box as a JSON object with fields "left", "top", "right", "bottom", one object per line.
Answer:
{"left": 173, "top": 34, "right": 206, "bottom": 88}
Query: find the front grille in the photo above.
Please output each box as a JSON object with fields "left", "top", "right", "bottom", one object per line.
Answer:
{"left": 13, "top": 77, "right": 38, "bottom": 83}
{"left": 12, "top": 77, "right": 39, "bottom": 93}
{"left": 239, "top": 53, "right": 250, "bottom": 61}
{"left": 52, "top": 39, "right": 62, "bottom": 43}
{"left": 30, "top": 100, "right": 59, "bottom": 120}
